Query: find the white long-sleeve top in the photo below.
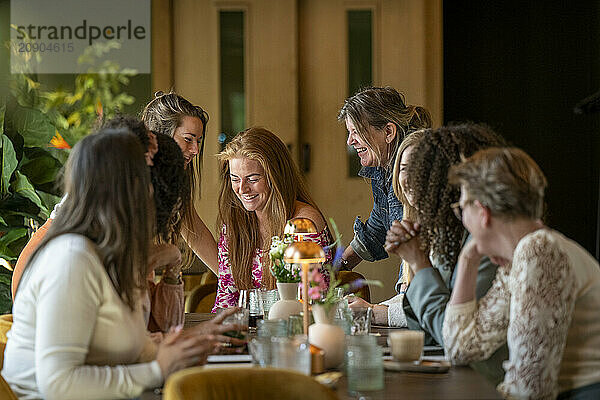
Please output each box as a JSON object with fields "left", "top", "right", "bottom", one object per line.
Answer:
{"left": 443, "top": 229, "right": 600, "bottom": 399}
{"left": 2, "top": 234, "right": 163, "bottom": 400}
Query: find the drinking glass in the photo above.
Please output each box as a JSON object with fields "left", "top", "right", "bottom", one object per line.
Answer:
{"left": 345, "top": 335, "right": 384, "bottom": 392}
{"left": 258, "top": 289, "right": 279, "bottom": 319}
{"left": 249, "top": 336, "right": 272, "bottom": 367}
{"left": 271, "top": 335, "right": 311, "bottom": 375}
{"left": 217, "top": 308, "right": 249, "bottom": 345}
{"left": 350, "top": 306, "right": 373, "bottom": 335}
{"left": 238, "top": 289, "right": 262, "bottom": 327}
{"left": 287, "top": 314, "right": 304, "bottom": 336}
{"left": 257, "top": 318, "right": 288, "bottom": 338}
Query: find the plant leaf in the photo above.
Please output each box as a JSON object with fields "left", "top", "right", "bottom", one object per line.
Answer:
{"left": 0, "top": 228, "right": 27, "bottom": 247}
{"left": 12, "top": 107, "right": 56, "bottom": 147}
{"left": 0, "top": 102, "right": 5, "bottom": 135}
{"left": 10, "top": 171, "right": 47, "bottom": 214}
{"left": 1, "top": 135, "right": 18, "bottom": 195}
{"left": 20, "top": 151, "right": 62, "bottom": 185}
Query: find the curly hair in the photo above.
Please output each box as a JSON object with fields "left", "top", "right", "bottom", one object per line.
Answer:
{"left": 406, "top": 123, "right": 506, "bottom": 268}
{"left": 151, "top": 133, "right": 190, "bottom": 245}
{"left": 102, "top": 114, "right": 149, "bottom": 150}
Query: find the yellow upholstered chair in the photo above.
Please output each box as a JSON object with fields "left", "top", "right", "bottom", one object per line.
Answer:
{"left": 164, "top": 367, "right": 338, "bottom": 400}
{"left": 200, "top": 271, "right": 217, "bottom": 285}
{"left": 184, "top": 283, "right": 217, "bottom": 313}
{"left": 0, "top": 314, "right": 13, "bottom": 370}
{"left": 0, "top": 373, "right": 17, "bottom": 400}
{"left": 337, "top": 271, "right": 371, "bottom": 303}
{"left": 0, "top": 314, "right": 12, "bottom": 343}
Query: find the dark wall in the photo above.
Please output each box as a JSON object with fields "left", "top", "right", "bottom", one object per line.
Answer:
{"left": 444, "top": 1, "right": 600, "bottom": 258}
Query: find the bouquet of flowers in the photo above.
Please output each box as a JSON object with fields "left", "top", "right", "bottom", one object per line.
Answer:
{"left": 307, "top": 219, "right": 381, "bottom": 313}
{"left": 269, "top": 234, "right": 301, "bottom": 283}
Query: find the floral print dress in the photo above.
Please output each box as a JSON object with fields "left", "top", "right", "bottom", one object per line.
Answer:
{"left": 212, "top": 225, "right": 332, "bottom": 312}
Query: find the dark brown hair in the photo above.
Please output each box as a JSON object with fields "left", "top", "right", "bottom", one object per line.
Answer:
{"left": 406, "top": 123, "right": 506, "bottom": 268}
{"left": 22, "top": 129, "right": 154, "bottom": 310}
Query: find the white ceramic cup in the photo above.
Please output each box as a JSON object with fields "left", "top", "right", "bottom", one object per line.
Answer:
{"left": 388, "top": 330, "right": 425, "bottom": 362}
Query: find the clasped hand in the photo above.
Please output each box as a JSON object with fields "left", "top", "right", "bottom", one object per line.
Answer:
{"left": 384, "top": 219, "right": 431, "bottom": 273}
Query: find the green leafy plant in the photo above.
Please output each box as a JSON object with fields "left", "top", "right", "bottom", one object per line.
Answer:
{"left": 269, "top": 234, "right": 300, "bottom": 283}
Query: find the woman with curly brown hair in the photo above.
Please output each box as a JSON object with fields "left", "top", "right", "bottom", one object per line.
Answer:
{"left": 382, "top": 123, "right": 505, "bottom": 348}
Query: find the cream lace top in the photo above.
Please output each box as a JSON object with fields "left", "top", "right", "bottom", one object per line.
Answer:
{"left": 443, "top": 229, "right": 600, "bottom": 399}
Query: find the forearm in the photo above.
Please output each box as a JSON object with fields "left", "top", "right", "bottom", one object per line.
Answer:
{"left": 182, "top": 212, "right": 218, "bottom": 274}
{"left": 341, "top": 246, "right": 362, "bottom": 270}
{"left": 449, "top": 255, "right": 480, "bottom": 305}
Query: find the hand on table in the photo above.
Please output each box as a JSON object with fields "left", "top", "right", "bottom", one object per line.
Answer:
{"left": 183, "top": 307, "right": 246, "bottom": 349}
{"left": 347, "top": 295, "right": 389, "bottom": 326}
{"left": 156, "top": 325, "right": 219, "bottom": 377}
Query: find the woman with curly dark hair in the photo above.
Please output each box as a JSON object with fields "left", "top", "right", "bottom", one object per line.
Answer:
{"left": 382, "top": 123, "right": 506, "bottom": 349}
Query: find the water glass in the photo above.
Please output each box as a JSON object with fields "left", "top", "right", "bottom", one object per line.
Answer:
{"left": 257, "top": 318, "right": 288, "bottom": 337}
{"left": 258, "top": 289, "right": 279, "bottom": 319}
{"left": 350, "top": 307, "right": 373, "bottom": 335}
{"left": 345, "top": 335, "right": 384, "bottom": 392}
{"left": 249, "top": 337, "right": 272, "bottom": 367}
{"left": 238, "top": 289, "right": 262, "bottom": 327}
{"left": 288, "top": 314, "right": 304, "bottom": 336}
{"left": 218, "top": 308, "right": 249, "bottom": 343}
{"left": 334, "top": 300, "right": 352, "bottom": 335}
{"left": 271, "top": 335, "right": 311, "bottom": 375}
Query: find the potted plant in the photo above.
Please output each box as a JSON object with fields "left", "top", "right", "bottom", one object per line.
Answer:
{"left": 267, "top": 234, "right": 303, "bottom": 320}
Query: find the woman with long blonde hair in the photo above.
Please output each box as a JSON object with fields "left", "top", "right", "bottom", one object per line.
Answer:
{"left": 213, "top": 127, "right": 331, "bottom": 310}
{"left": 348, "top": 129, "right": 427, "bottom": 326}
{"left": 141, "top": 91, "right": 218, "bottom": 273}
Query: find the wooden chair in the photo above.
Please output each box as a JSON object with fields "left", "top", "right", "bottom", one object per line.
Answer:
{"left": 336, "top": 271, "right": 371, "bottom": 303}
{"left": 164, "top": 367, "right": 337, "bottom": 400}
{"left": 184, "top": 282, "right": 217, "bottom": 313}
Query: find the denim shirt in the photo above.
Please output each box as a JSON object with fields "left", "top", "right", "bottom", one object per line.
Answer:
{"left": 350, "top": 166, "right": 404, "bottom": 290}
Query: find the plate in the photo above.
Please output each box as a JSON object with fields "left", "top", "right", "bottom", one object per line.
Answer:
{"left": 383, "top": 358, "right": 450, "bottom": 373}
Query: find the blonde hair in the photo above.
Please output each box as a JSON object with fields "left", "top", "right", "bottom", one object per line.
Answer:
{"left": 338, "top": 86, "right": 432, "bottom": 169}
{"left": 217, "top": 127, "right": 323, "bottom": 290}
{"left": 141, "top": 91, "right": 209, "bottom": 267}
{"left": 391, "top": 129, "right": 429, "bottom": 283}
{"left": 449, "top": 147, "right": 547, "bottom": 220}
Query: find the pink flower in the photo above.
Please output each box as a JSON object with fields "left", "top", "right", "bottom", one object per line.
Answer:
{"left": 308, "top": 286, "right": 322, "bottom": 300}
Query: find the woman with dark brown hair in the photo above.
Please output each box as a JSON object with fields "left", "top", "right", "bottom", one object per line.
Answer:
{"left": 2, "top": 129, "right": 227, "bottom": 399}
{"left": 213, "top": 127, "right": 331, "bottom": 310}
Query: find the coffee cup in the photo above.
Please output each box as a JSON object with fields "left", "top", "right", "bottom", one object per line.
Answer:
{"left": 388, "top": 330, "right": 424, "bottom": 362}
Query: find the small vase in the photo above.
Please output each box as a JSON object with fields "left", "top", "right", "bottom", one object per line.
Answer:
{"left": 309, "top": 303, "right": 345, "bottom": 369}
{"left": 268, "top": 282, "right": 303, "bottom": 320}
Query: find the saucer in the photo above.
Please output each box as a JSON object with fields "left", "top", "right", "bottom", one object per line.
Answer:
{"left": 383, "top": 358, "right": 450, "bottom": 373}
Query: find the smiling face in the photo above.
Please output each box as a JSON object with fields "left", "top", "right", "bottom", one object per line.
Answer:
{"left": 399, "top": 145, "right": 415, "bottom": 207}
{"left": 228, "top": 157, "right": 270, "bottom": 213}
{"left": 172, "top": 116, "right": 204, "bottom": 165}
{"left": 345, "top": 116, "right": 389, "bottom": 167}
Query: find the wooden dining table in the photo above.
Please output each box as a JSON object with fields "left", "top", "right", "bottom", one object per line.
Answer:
{"left": 141, "top": 313, "right": 502, "bottom": 400}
